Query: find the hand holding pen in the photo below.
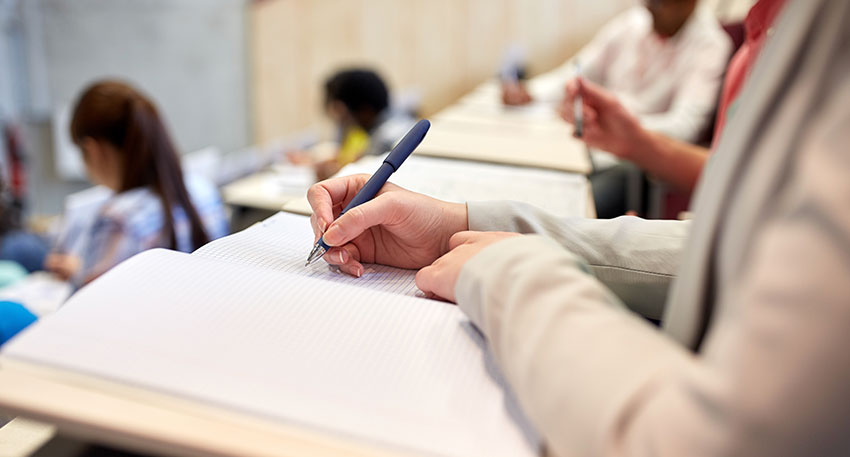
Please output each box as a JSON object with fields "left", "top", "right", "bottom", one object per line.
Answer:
{"left": 572, "top": 60, "right": 584, "bottom": 138}
{"left": 559, "top": 73, "right": 644, "bottom": 161}
{"left": 305, "top": 120, "right": 470, "bottom": 277}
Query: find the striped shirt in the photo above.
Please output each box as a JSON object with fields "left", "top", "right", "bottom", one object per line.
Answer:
{"left": 69, "top": 176, "right": 228, "bottom": 287}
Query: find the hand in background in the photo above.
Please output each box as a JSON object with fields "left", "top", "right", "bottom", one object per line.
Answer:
{"left": 558, "top": 78, "right": 648, "bottom": 161}
{"left": 314, "top": 159, "right": 342, "bottom": 182}
{"left": 44, "top": 253, "right": 81, "bottom": 282}
{"left": 307, "top": 174, "right": 468, "bottom": 277}
{"left": 501, "top": 81, "right": 533, "bottom": 106}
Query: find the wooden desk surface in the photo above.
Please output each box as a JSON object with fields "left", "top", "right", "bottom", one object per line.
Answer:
{"left": 0, "top": 359, "right": 416, "bottom": 457}
{"left": 221, "top": 171, "right": 308, "bottom": 212}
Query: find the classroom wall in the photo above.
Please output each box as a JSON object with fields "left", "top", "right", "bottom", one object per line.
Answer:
{"left": 5, "top": 0, "right": 250, "bottom": 216}
{"left": 250, "top": 0, "right": 634, "bottom": 144}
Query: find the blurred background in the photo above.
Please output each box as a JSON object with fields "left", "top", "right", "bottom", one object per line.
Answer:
{"left": 0, "top": 0, "right": 754, "bottom": 221}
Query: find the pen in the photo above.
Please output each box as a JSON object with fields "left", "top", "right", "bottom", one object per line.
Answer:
{"left": 500, "top": 44, "right": 524, "bottom": 85}
{"left": 305, "top": 119, "right": 431, "bottom": 266}
{"left": 573, "top": 59, "right": 583, "bottom": 138}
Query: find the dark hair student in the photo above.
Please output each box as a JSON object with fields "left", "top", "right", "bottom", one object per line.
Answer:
{"left": 323, "top": 69, "right": 390, "bottom": 132}
{"left": 45, "top": 80, "right": 228, "bottom": 287}
{"left": 70, "top": 80, "right": 210, "bottom": 250}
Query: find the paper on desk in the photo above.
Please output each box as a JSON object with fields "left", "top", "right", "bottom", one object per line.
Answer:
{"left": 3, "top": 249, "right": 539, "bottom": 457}
{"left": 437, "top": 102, "right": 560, "bottom": 125}
{"left": 0, "top": 273, "right": 72, "bottom": 317}
{"left": 417, "top": 118, "right": 591, "bottom": 174}
{"left": 282, "top": 154, "right": 588, "bottom": 218}
{"left": 195, "top": 212, "right": 422, "bottom": 297}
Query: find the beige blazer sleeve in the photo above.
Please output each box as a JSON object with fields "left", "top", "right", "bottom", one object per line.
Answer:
{"left": 455, "top": 236, "right": 696, "bottom": 457}
{"left": 467, "top": 201, "right": 688, "bottom": 319}
{"left": 455, "top": 1, "right": 850, "bottom": 456}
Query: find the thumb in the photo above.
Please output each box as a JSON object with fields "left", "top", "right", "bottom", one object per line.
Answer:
{"left": 322, "top": 192, "right": 401, "bottom": 246}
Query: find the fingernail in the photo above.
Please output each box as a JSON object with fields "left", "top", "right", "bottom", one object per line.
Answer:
{"left": 337, "top": 250, "right": 345, "bottom": 263}
{"left": 319, "top": 219, "right": 328, "bottom": 234}
{"left": 356, "top": 267, "right": 362, "bottom": 278}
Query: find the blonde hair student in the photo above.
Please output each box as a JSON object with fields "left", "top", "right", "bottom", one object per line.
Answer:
{"left": 46, "top": 80, "right": 228, "bottom": 287}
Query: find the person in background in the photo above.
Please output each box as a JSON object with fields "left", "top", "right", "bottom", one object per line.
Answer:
{"left": 45, "top": 80, "right": 228, "bottom": 287}
{"left": 558, "top": 0, "right": 787, "bottom": 196}
{"left": 0, "top": 175, "right": 48, "bottom": 273}
{"left": 310, "top": 68, "right": 416, "bottom": 180}
{"left": 505, "top": 0, "right": 730, "bottom": 144}
{"left": 0, "top": 180, "right": 42, "bottom": 346}
{"left": 504, "top": 0, "right": 731, "bottom": 218}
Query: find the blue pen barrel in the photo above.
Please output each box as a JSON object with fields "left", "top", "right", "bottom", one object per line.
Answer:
{"left": 385, "top": 119, "right": 430, "bottom": 170}
{"left": 339, "top": 119, "right": 431, "bottom": 215}
{"left": 341, "top": 163, "right": 394, "bottom": 215}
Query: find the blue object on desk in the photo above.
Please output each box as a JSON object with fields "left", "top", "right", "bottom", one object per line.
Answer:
{"left": 0, "top": 301, "right": 37, "bottom": 346}
{"left": 306, "top": 119, "right": 431, "bottom": 266}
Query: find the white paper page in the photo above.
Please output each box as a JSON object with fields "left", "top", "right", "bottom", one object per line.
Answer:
{"left": 3, "top": 250, "right": 538, "bottom": 457}
{"left": 195, "top": 212, "right": 422, "bottom": 297}
{"left": 0, "top": 272, "right": 72, "bottom": 317}
{"left": 339, "top": 154, "right": 587, "bottom": 218}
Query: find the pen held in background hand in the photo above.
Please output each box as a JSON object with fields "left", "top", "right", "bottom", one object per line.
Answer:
{"left": 573, "top": 60, "right": 583, "bottom": 138}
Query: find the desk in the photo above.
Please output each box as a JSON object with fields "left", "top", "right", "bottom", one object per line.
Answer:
{"left": 221, "top": 168, "right": 312, "bottom": 213}
{"left": 225, "top": 80, "right": 594, "bottom": 219}
{"left": 221, "top": 166, "right": 314, "bottom": 230}
{"left": 281, "top": 154, "right": 595, "bottom": 219}
{"left": 0, "top": 78, "right": 594, "bottom": 457}
{"left": 416, "top": 83, "right": 591, "bottom": 174}
{"left": 0, "top": 360, "right": 415, "bottom": 457}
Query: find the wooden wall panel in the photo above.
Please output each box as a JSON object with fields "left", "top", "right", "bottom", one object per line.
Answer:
{"left": 250, "top": 0, "right": 632, "bottom": 144}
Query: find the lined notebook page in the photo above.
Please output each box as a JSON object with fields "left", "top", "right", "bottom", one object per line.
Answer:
{"left": 3, "top": 250, "right": 538, "bottom": 457}
{"left": 283, "top": 154, "right": 588, "bottom": 218}
{"left": 195, "top": 212, "right": 421, "bottom": 297}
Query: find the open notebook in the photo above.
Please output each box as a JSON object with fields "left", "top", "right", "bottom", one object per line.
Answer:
{"left": 1, "top": 212, "right": 539, "bottom": 457}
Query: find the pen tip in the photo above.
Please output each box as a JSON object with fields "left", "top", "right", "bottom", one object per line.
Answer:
{"left": 305, "top": 243, "right": 326, "bottom": 267}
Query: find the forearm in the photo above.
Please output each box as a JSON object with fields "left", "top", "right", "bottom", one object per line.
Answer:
{"left": 629, "top": 129, "right": 710, "bottom": 194}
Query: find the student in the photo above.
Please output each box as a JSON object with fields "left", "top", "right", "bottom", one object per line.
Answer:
{"left": 45, "top": 80, "right": 228, "bottom": 287}
{"left": 559, "top": 0, "right": 787, "bottom": 195}
{"left": 505, "top": 0, "right": 731, "bottom": 218}
{"left": 0, "top": 176, "right": 48, "bottom": 273}
{"left": 312, "top": 69, "right": 416, "bottom": 180}
{"left": 504, "top": 0, "right": 731, "bottom": 145}
{"left": 307, "top": 0, "right": 850, "bottom": 454}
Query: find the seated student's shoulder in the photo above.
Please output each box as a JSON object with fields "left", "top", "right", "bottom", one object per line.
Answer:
{"left": 617, "top": 5, "right": 654, "bottom": 29}
{"left": 689, "top": 6, "right": 734, "bottom": 51}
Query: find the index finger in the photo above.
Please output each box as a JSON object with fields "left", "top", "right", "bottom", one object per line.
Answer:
{"left": 306, "top": 174, "right": 370, "bottom": 234}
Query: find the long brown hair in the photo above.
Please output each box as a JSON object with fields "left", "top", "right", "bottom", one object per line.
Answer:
{"left": 70, "top": 80, "right": 210, "bottom": 250}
